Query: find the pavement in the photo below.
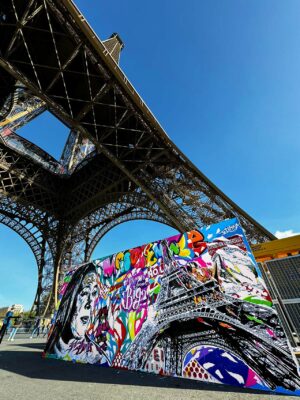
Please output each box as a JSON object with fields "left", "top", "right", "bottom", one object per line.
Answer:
{"left": 0, "top": 338, "right": 299, "bottom": 400}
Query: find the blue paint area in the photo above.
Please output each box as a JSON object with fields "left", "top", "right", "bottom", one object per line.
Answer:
{"left": 184, "top": 345, "right": 260, "bottom": 388}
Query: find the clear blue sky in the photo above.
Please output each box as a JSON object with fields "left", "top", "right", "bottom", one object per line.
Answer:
{"left": 1, "top": 0, "right": 300, "bottom": 310}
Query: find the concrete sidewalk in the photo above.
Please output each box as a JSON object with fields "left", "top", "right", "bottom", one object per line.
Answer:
{"left": 0, "top": 338, "right": 298, "bottom": 400}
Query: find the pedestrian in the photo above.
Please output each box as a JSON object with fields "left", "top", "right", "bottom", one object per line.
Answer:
{"left": 30, "top": 317, "right": 41, "bottom": 338}
{"left": 42, "top": 319, "right": 51, "bottom": 338}
{"left": 0, "top": 309, "right": 14, "bottom": 344}
{"left": 7, "top": 316, "right": 22, "bottom": 341}
{"left": 40, "top": 318, "right": 45, "bottom": 336}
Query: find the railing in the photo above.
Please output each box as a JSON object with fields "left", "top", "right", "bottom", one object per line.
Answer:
{"left": 0, "top": 317, "right": 50, "bottom": 338}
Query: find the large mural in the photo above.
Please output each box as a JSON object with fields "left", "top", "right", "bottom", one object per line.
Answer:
{"left": 43, "top": 218, "right": 300, "bottom": 395}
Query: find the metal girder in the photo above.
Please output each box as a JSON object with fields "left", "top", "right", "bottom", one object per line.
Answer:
{"left": 0, "top": 142, "right": 62, "bottom": 215}
{"left": 0, "top": 83, "right": 45, "bottom": 133}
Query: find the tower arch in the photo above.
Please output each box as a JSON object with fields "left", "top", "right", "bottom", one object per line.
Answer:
{"left": 0, "top": 202, "right": 55, "bottom": 315}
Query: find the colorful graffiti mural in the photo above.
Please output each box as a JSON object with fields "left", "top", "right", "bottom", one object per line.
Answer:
{"left": 44, "top": 218, "right": 300, "bottom": 395}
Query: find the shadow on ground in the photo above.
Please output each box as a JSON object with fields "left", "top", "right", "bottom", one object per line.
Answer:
{"left": 17, "top": 342, "right": 45, "bottom": 350}
{"left": 0, "top": 339, "right": 292, "bottom": 397}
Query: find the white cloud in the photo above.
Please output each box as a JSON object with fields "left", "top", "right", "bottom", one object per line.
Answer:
{"left": 274, "top": 229, "right": 300, "bottom": 239}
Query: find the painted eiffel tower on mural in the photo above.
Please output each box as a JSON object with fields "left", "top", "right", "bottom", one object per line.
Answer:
{"left": 0, "top": 1, "right": 275, "bottom": 314}
{"left": 119, "top": 245, "right": 300, "bottom": 390}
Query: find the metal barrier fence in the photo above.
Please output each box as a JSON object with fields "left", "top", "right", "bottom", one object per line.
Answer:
{"left": 0, "top": 318, "right": 50, "bottom": 339}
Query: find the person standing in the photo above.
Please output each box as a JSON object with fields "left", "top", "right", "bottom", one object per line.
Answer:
{"left": 42, "top": 318, "right": 51, "bottom": 338}
{"left": 7, "top": 316, "right": 22, "bottom": 341}
{"left": 0, "top": 309, "right": 14, "bottom": 344}
{"left": 30, "top": 317, "right": 41, "bottom": 338}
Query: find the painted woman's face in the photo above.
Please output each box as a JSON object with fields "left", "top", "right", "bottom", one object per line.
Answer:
{"left": 71, "top": 272, "right": 99, "bottom": 339}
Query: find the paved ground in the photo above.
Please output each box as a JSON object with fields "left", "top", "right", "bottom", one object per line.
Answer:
{"left": 0, "top": 338, "right": 299, "bottom": 400}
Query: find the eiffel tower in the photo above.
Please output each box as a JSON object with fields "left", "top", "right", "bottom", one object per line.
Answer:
{"left": 0, "top": 1, "right": 275, "bottom": 314}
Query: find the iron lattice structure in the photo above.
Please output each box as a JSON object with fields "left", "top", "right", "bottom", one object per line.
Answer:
{"left": 0, "top": 0, "right": 275, "bottom": 314}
